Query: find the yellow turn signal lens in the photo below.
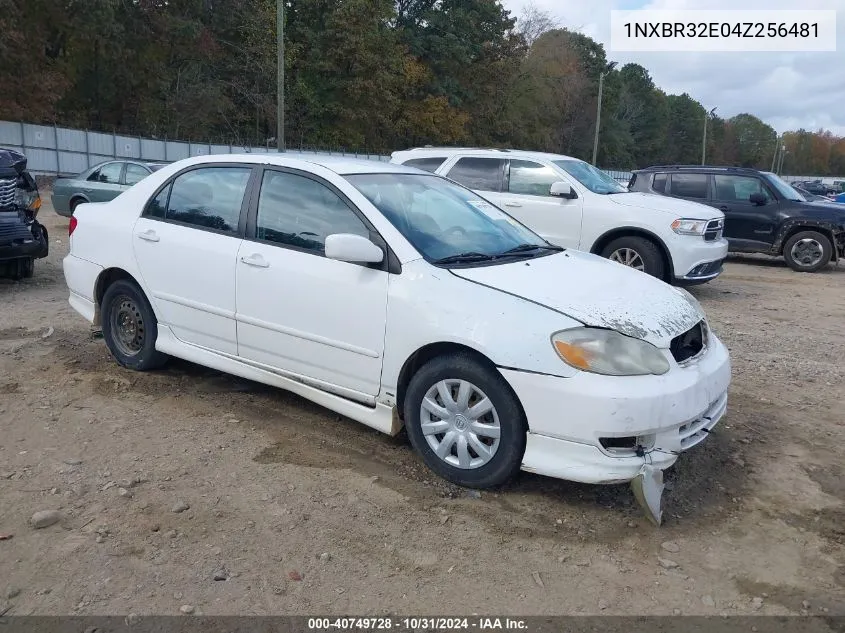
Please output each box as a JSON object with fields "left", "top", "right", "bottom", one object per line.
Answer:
{"left": 553, "top": 340, "right": 591, "bottom": 370}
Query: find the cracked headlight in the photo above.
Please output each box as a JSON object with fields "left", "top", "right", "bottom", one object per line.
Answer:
{"left": 551, "top": 328, "right": 670, "bottom": 376}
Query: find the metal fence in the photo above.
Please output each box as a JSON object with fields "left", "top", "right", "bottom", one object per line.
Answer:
{"left": 2, "top": 120, "right": 838, "bottom": 186}
{"left": 0, "top": 120, "right": 391, "bottom": 176}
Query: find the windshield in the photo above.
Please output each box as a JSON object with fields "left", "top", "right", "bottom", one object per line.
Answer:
{"left": 346, "top": 173, "right": 552, "bottom": 264}
{"left": 552, "top": 159, "right": 628, "bottom": 194}
{"left": 762, "top": 172, "right": 806, "bottom": 202}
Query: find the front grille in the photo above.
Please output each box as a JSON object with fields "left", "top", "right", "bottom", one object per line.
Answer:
{"left": 670, "top": 320, "right": 707, "bottom": 364}
{"left": 704, "top": 218, "right": 723, "bottom": 241}
{"left": 0, "top": 178, "right": 16, "bottom": 209}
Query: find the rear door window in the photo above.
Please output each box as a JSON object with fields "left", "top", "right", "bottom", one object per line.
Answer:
{"left": 445, "top": 157, "right": 505, "bottom": 192}
{"left": 669, "top": 173, "right": 708, "bottom": 199}
{"left": 145, "top": 166, "right": 252, "bottom": 233}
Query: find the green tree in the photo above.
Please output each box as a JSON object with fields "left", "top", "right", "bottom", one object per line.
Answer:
{"left": 662, "top": 94, "right": 706, "bottom": 164}
{"left": 725, "top": 114, "right": 777, "bottom": 168}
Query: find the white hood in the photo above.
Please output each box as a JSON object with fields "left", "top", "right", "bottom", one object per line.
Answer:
{"left": 451, "top": 250, "right": 704, "bottom": 348}
{"left": 608, "top": 192, "right": 723, "bottom": 219}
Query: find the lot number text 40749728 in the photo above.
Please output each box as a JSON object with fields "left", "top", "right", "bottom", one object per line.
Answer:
{"left": 306, "top": 617, "right": 529, "bottom": 631}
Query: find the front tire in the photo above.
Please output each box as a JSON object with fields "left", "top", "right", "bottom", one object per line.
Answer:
{"left": 19, "top": 258, "right": 34, "bottom": 279}
{"left": 101, "top": 279, "right": 169, "bottom": 371}
{"left": 783, "top": 230, "right": 832, "bottom": 272}
{"left": 601, "top": 236, "right": 665, "bottom": 280}
{"left": 403, "top": 353, "right": 527, "bottom": 488}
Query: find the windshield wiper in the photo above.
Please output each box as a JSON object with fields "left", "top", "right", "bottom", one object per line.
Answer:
{"left": 433, "top": 252, "right": 497, "bottom": 265}
{"left": 498, "top": 243, "right": 563, "bottom": 256}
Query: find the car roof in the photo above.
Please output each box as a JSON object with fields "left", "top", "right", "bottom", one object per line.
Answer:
{"left": 158, "top": 152, "right": 422, "bottom": 176}
{"left": 634, "top": 165, "right": 764, "bottom": 175}
{"left": 391, "top": 147, "right": 581, "bottom": 163}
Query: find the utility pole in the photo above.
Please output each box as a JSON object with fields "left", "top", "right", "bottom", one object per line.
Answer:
{"left": 777, "top": 145, "right": 787, "bottom": 174}
{"left": 591, "top": 61, "right": 617, "bottom": 166}
{"left": 277, "top": 0, "right": 285, "bottom": 152}
{"left": 701, "top": 107, "right": 717, "bottom": 165}
{"left": 771, "top": 134, "right": 780, "bottom": 172}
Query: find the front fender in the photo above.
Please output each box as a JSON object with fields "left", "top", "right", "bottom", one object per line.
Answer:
{"left": 381, "top": 261, "right": 582, "bottom": 395}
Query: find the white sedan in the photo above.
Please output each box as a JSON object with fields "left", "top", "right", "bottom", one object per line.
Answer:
{"left": 63, "top": 154, "right": 731, "bottom": 516}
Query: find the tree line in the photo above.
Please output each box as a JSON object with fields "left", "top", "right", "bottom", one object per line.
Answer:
{"left": 2, "top": 0, "right": 843, "bottom": 175}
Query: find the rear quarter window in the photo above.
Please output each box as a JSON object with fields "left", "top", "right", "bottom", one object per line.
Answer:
{"left": 446, "top": 157, "right": 505, "bottom": 192}
{"left": 652, "top": 173, "right": 667, "bottom": 193}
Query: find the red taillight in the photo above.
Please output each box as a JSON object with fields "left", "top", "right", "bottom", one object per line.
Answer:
{"left": 68, "top": 216, "right": 78, "bottom": 236}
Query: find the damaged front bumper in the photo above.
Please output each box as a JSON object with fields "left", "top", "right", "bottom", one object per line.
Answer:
{"left": 0, "top": 216, "right": 48, "bottom": 262}
{"left": 502, "top": 332, "right": 731, "bottom": 522}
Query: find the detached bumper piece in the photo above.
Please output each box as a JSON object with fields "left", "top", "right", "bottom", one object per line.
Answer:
{"left": 631, "top": 464, "right": 665, "bottom": 526}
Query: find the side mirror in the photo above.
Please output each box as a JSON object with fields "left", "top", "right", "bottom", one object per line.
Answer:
{"left": 749, "top": 193, "right": 767, "bottom": 206}
{"left": 325, "top": 233, "right": 384, "bottom": 264}
{"left": 550, "top": 181, "right": 576, "bottom": 199}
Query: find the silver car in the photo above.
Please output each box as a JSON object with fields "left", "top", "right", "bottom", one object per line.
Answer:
{"left": 52, "top": 160, "right": 167, "bottom": 216}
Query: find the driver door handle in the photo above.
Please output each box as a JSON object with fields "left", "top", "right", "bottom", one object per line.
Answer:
{"left": 719, "top": 205, "right": 729, "bottom": 211}
{"left": 240, "top": 254, "right": 270, "bottom": 268}
{"left": 503, "top": 201, "right": 522, "bottom": 208}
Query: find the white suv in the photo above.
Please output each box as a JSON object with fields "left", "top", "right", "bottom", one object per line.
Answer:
{"left": 391, "top": 148, "right": 729, "bottom": 285}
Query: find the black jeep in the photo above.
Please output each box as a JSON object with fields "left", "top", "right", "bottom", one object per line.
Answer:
{"left": 0, "top": 148, "right": 48, "bottom": 279}
{"left": 629, "top": 165, "right": 845, "bottom": 273}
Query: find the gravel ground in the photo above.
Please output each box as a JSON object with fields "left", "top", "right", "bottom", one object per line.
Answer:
{"left": 0, "top": 200, "right": 843, "bottom": 616}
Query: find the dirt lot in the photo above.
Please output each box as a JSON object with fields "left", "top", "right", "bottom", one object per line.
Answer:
{"left": 1, "top": 198, "right": 843, "bottom": 617}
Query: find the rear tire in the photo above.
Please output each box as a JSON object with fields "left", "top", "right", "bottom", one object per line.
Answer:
{"left": 101, "top": 279, "right": 169, "bottom": 371}
{"left": 600, "top": 236, "right": 665, "bottom": 280}
{"left": 403, "top": 353, "right": 526, "bottom": 488}
{"left": 69, "top": 197, "right": 84, "bottom": 215}
{"left": 783, "top": 230, "right": 832, "bottom": 273}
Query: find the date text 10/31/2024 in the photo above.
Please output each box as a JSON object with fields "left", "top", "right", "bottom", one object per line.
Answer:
{"left": 307, "top": 617, "right": 529, "bottom": 631}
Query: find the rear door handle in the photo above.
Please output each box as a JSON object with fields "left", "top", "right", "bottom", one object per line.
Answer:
{"left": 719, "top": 205, "right": 729, "bottom": 211}
{"left": 240, "top": 254, "right": 270, "bottom": 268}
{"left": 136, "top": 229, "right": 160, "bottom": 242}
{"left": 503, "top": 201, "right": 522, "bottom": 208}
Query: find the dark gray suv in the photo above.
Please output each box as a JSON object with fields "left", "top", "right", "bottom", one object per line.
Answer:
{"left": 629, "top": 165, "right": 845, "bottom": 273}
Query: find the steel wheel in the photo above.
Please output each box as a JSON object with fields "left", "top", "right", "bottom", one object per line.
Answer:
{"left": 109, "top": 295, "right": 146, "bottom": 357}
{"left": 609, "top": 247, "right": 645, "bottom": 271}
{"left": 419, "top": 379, "right": 501, "bottom": 470}
{"left": 789, "top": 238, "right": 824, "bottom": 268}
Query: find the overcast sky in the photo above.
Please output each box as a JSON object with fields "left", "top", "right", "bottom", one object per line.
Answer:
{"left": 501, "top": 0, "right": 845, "bottom": 136}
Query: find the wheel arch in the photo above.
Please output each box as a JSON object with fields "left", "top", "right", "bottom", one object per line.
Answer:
{"left": 69, "top": 193, "right": 90, "bottom": 209}
{"left": 773, "top": 220, "right": 840, "bottom": 261}
{"left": 93, "top": 267, "right": 148, "bottom": 326}
{"left": 589, "top": 227, "right": 675, "bottom": 282}
{"left": 395, "top": 342, "right": 510, "bottom": 422}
